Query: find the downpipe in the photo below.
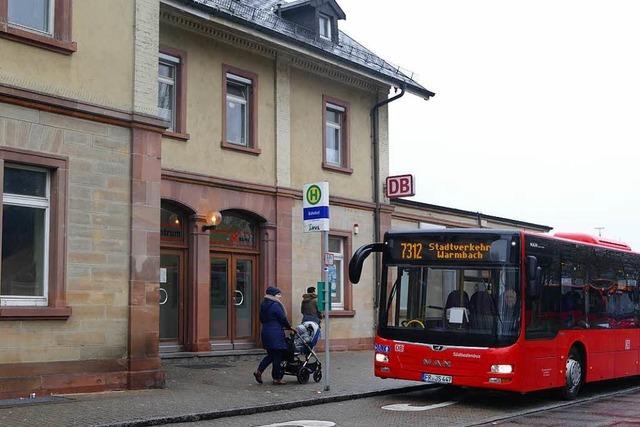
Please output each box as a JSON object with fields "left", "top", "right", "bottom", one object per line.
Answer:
{"left": 370, "top": 85, "right": 405, "bottom": 313}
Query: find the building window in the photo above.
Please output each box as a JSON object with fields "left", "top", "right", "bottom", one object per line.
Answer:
{"left": 222, "top": 65, "right": 260, "bottom": 154}
{"left": 209, "top": 212, "right": 257, "bottom": 250}
{"left": 1, "top": 166, "right": 50, "bottom": 306}
{"left": 0, "top": 0, "right": 75, "bottom": 54}
{"left": 325, "top": 103, "right": 343, "bottom": 165}
{"left": 158, "top": 48, "right": 189, "bottom": 140}
{"left": 8, "top": 0, "right": 53, "bottom": 35}
{"left": 319, "top": 14, "right": 332, "bottom": 41}
{"left": 158, "top": 55, "right": 178, "bottom": 132}
{"left": 0, "top": 147, "right": 70, "bottom": 319}
{"left": 323, "top": 96, "right": 351, "bottom": 173}
{"left": 226, "top": 75, "right": 250, "bottom": 147}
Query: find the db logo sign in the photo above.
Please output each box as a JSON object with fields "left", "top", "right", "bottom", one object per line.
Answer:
{"left": 385, "top": 174, "right": 415, "bottom": 198}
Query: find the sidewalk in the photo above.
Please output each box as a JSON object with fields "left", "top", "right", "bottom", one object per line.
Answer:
{"left": 0, "top": 351, "right": 430, "bottom": 427}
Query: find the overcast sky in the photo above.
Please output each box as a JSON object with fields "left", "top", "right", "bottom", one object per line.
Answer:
{"left": 340, "top": 0, "right": 640, "bottom": 250}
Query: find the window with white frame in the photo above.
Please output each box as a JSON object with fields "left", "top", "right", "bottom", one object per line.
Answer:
{"left": 319, "top": 14, "right": 331, "bottom": 41}
{"left": 158, "top": 53, "right": 180, "bottom": 132}
{"left": 1, "top": 165, "right": 50, "bottom": 306}
{"left": 329, "top": 236, "right": 344, "bottom": 309}
{"left": 325, "top": 102, "right": 344, "bottom": 166}
{"left": 7, "top": 0, "right": 54, "bottom": 35}
{"left": 225, "top": 73, "right": 252, "bottom": 147}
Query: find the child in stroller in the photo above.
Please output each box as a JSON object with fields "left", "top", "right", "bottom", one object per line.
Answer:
{"left": 283, "top": 321, "right": 322, "bottom": 384}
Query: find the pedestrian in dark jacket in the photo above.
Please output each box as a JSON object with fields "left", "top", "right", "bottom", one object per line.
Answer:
{"left": 301, "top": 286, "right": 322, "bottom": 325}
{"left": 254, "top": 286, "right": 291, "bottom": 385}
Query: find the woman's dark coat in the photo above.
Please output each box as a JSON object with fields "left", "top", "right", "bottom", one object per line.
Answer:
{"left": 260, "top": 297, "right": 291, "bottom": 350}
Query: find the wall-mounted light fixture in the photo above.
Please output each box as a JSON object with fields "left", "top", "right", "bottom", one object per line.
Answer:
{"left": 353, "top": 223, "right": 359, "bottom": 235}
{"left": 202, "top": 211, "right": 223, "bottom": 231}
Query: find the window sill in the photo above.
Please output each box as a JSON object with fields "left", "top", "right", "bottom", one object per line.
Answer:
{"left": 221, "top": 141, "right": 261, "bottom": 155}
{"left": 322, "top": 162, "right": 353, "bottom": 175}
{"left": 328, "top": 310, "right": 355, "bottom": 318}
{"left": 0, "top": 306, "right": 72, "bottom": 320}
{"left": 163, "top": 131, "right": 191, "bottom": 141}
{"left": 0, "top": 25, "right": 77, "bottom": 55}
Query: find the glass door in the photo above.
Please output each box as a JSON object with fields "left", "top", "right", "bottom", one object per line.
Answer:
{"left": 233, "top": 257, "right": 254, "bottom": 349}
{"left": 160, "top": 252, "right": 184, "bottom": 345}
{"left": 210, "top": 256, "right": 231, "bottom": 349}
{"left": 210, "top": 254, "right": 256, "bottom": 350}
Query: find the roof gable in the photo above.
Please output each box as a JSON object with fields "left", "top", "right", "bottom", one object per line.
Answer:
{"left": 280, "top": 0, "right": 346, "bottom": 20}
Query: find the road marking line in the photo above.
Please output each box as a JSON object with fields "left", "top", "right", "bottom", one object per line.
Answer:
{"left": 382, "top": 401, "right": 458, "bottom": 411}
{"left": 257, "top": 420, "right": 336, "bottom": 427}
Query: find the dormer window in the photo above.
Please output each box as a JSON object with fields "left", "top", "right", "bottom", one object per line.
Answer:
{"left": 319, "top": 14, "right": 332, "bottom": 41}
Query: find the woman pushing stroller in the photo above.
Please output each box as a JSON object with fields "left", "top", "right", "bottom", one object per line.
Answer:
{"left": 254, "top": 286, "right": 323, "bottom": 385}
{"left": 254, "top": 286, "right": 291, "bottom": 385}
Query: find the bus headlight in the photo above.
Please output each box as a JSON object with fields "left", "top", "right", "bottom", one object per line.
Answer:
{"left": 375, "top": 353, "right": 389, "bottom": 363}
{"left": 490, "top": 364, "right": 513, "bottom": 374}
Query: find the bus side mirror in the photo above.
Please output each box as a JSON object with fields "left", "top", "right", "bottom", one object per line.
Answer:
{"left": 526, "top": 255, "right": 543, "bottom": 299}
{"left": 349, "top": 243, "right": 384, "bottom": 284}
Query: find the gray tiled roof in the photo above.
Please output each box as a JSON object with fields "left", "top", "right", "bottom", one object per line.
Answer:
{"left": 180, "top": 0, "right": 434, "bottom": 98}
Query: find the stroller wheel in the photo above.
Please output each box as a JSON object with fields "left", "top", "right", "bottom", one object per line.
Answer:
{"left": 297, "top": 368, "right": 310, "bottom": 384}
{"left": 313, "top": 368, "right": 322, "bottom": 383}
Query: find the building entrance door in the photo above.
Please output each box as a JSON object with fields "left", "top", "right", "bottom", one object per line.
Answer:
{"left": 159, "top": 251, "right": 185, "bottom": 347}
{"left": 210, "top": 254, "right": 256, "bottom": 350}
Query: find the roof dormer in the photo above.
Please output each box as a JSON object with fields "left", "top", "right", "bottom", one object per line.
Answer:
{"left": 278, "top": 0, "right": 346, "bottom": 43}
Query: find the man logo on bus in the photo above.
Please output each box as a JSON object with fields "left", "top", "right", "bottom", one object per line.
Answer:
{"left": 306, "top": 185, "right": 322, "bottom": 205}
{"left": 423, "top": 359, "right": 452, "bottom": 368}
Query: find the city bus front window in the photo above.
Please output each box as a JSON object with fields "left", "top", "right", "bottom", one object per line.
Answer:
{"left": 385, "top": 266, "right": 520, "bottom": 343}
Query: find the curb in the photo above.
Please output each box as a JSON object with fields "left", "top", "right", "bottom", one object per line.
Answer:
{"left": 95, "top": 384, "right": 435, "bottom": 427}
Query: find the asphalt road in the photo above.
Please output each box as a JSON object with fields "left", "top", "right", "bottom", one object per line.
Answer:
{"left": 165, "top": 377, "right": 640, "bottom": 427}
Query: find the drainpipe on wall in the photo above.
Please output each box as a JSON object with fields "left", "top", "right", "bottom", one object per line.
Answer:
{"left": 370, "top": 85, "right": 405, "bottom": 309}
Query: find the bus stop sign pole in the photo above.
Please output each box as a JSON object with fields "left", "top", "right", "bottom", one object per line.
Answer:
{"left": 303, "top": 181, "right": 330, "bottom": 392}
{"left": 323, "top": 231, "right": 330, "bottom": 391}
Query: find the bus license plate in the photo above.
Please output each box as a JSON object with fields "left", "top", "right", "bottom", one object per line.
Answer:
{"left": 422, "top": 373, "right": 452, "bottom": 384}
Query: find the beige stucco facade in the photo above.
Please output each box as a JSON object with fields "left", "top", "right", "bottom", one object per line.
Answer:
{"left": 159, "top": 23, "right": 277, "bottom": 182}
{"left": 292, "top": 201, "right": 376, "bottom": 342}
{"left": 0, "top": 0, "right": 135, "bottom": 111}
{"left": 289, "top": 68, "right": 378, "bottom": 201}
{"left": 157, "top": 7, "right": 388, "bottom": 351}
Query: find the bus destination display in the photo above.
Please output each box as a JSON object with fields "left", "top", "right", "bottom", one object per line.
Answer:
{"left": 389, "top": 236, "right": 511, "bottom": 263}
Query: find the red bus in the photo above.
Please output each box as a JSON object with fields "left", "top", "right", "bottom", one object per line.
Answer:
{"left": 349, "top": 229, "right": 640, "bottom": 399}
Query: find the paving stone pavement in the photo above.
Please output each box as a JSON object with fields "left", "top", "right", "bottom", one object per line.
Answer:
{"left": 0, "top": 351, "right": 427, "bottom": 427}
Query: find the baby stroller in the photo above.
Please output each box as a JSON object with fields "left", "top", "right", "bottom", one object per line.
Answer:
{"left": 283, "top": 321, "right": 322, "bottom": 384}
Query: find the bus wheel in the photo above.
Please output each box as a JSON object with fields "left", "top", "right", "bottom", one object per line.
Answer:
{"left": 561, "top": 348, "right": 583, "bottom": 400}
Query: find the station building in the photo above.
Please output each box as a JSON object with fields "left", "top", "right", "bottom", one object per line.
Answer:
{"left": 0, "top": 0, "right": 550, "bottom": 398}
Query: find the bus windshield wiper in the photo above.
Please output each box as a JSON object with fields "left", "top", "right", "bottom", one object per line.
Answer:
{"left": 386, "top": 276, "right": 403, "bottom": 315}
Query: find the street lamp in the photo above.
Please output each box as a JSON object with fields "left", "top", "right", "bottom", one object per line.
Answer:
{"left": 594, "top": 227, "right": 605, "bottom": 238}
{"left": 202, "top": 211, "right": 223, "bottom": 231}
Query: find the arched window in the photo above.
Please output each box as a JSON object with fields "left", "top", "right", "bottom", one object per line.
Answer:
{"left": 161, "top": 201, "right": 187, "bottom": 247}
{"left": 209, "top": 211, "right": 258, "bottom": 250}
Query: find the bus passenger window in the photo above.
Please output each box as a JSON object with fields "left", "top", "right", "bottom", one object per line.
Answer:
{"left": 525, "top": 248, "right": 561, "bottom": 339}
{"left": 561, "top": 260, "right": 587, "bottom": 329}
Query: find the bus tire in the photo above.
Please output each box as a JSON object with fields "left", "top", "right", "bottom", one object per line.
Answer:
{"left": 561, "top": 347, "right": 583, "bottom": 400}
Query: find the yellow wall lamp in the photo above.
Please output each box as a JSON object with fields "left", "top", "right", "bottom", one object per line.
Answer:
{"left": 202, "top": 211, "right": 223, "bottom": 232}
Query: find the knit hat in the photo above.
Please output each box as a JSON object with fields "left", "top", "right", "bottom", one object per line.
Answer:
{"left": 266, "top": 286, "right": 281, "bottom": 296}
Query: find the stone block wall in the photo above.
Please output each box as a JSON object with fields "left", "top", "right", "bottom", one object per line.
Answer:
{"left": 0, "top": 102, "right": 131, "bottom": 364}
